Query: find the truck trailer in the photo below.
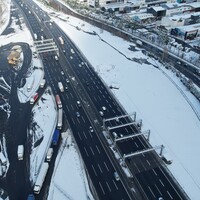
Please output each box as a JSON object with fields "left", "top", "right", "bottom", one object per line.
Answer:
{"left": 33, "top": 162, "right": 49, "bottom": 194}
{"left": 52, "top": 129, "right": 60, "bottom": 145}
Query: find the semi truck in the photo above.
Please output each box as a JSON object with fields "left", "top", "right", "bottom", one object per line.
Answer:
{"left": 58, "top": 36, "right": 64, "bottom": 45}
{"left": 58, "top": 82, "right": 64, "bottom": 92}
{"left": 55, "top": 94, "right": 62, "bottom": 108}
{"left": 17, "top": 145, "right": 24, "bottom": 160}
{"left": 33, "top": 162, "right": 49, "bottom": 194}
{"left": 52, "top": 129, "right": 60, "bottom": 145}
{"left": 57, "top": 108, "right": 63, "bottom": 130}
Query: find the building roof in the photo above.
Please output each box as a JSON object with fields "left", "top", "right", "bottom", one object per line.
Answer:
{"left": 178, "top": 22, "right": 200, "bottom": 32}
{"left": 151, "top": 6, "right": 165, "bottom": 12}
{"left": 169, "top": 11, "right": 200, "bottom": 21}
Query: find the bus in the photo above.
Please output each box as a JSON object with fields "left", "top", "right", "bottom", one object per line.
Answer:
{"left": 57, "top": 108, "right": 63, "bottom": 130}
{"left": 55, "top": 95, "right": 62, "bottom": 108}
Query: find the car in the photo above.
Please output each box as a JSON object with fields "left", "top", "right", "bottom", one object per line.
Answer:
{"left": 70, "top": 56, "right": 73, "bottom": 59}
{"left": 99, "top": 111, "right": 104, "bottom": 117}
{"left": 78, "top": 64, "right": 82, "bottom": 67}
{"left": 77, "top": 101, "right": 81, "bottom": 108}
{"left": 66, "top": 79, "right": 70, "bottom": 83}
{"left": 114, "top": 172, "right": 120, "bottom": 181}
{"left": 158, "top": 197, "right": 164, "bottom": 200}
{"left": 76, "top": 112, "right": 80, "bottom": 118}
{"left": 61, "top": 71, "right": 64, "bottom": 75}
{"left": 81, "top": 62, "right": 84, "bottom": 65}
{"left": 102, "top": 106, "right": 106, "bottom": 111}
{"left": 63, "top": 49, "right": 66, "bottom": 53}
{"left": 55, "top": 55, "right": 58, "bottom": 60}
{"left": 89, "top": 126, "right": 94, "bottom": 132}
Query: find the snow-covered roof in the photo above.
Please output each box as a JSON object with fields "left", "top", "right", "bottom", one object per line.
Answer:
{"left": 169, "top": 11, "right": 200, "bottom": 21}
{"left": 151, "top": 6, "right": 165, "bottom": 12}
{"left": 178, "top": 22, "right": 200, "bottom": 32}
{"left": 187, "top": 2, "right": 200, "bottom": 9}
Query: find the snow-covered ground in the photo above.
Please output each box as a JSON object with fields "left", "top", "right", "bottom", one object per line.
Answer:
{"left": 48, "top": 132, "right": 94, "bottom": 200}
{"left": 1, "top": 0, "right": 200, "bottom": 199}
{"left": 0, "top": 0, "right": 11, "bottom": 35}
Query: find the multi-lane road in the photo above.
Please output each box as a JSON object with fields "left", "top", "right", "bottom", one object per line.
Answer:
{"left": 13, "top": 0, "right": 190, "bottom": 200}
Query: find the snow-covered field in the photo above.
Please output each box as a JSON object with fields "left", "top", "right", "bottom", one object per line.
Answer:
{"left": 0, "top": 0, "right": 200, "bottom": 199}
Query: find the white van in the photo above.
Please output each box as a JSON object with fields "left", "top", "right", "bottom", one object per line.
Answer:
{"left": 46, "top": 148, "right": 53, "bottom": 162}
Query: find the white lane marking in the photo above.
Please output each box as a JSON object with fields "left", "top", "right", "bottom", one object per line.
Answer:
{"left": 135, "top": 142, "right": 139, "bottom": 148}
{"left": 77, "top": 132, "right": 82, "bottom": 140}
{"left": 91, "top": 165, "right": 97, "bottom": 176}
{"left": 154, "top": 184, "right": 162, "bottom": 195}
{"left": 96, "top": 145, "right": 100, "bottom": 154}
{"left": 84, "top": 147, "right": 89, "bottom": 157}
{"left": 98, "top": 164, "right": 103, "bottom": 173}
{"left": 152, "top": 168, "right": 157, "bottom": 176}
{"left": 102, "top": 94, "right": 106, "bottom": 99}
{"left": 65, "top": 105, "right": 69, "bottom": 112}
{"left": 148, "top": 186, "right": 156, "bottom": 198}
{"left": 109, "top": 104, "right": 112, "bottom": 108}
{"left": 146, "top": 159, "right": 151, "bottom": 166}
{"left": 70, "top": 104, "right": 74, "bottom": 110}
{"left": 83, "top": 131, "right": 87, "bottom": 139}
{"left": 71, "top": 118, "right": 75, "bottom": 125}
{"left": 99, "top": 182, "right": 105, "bottom": 195}
{"left": 159, "top": 179, "right": 164, "bottom": 187}
{"left": 106, "top": 182, "right": 111, "bottom": 192}
{"left": 125, "top": 128, "right": 129, "bottom": 133}
{"left": 90, "top": 146, "right": 94, "bottom": 155}
{"left": 112, "top": 180, "right": 118, "bottom": 190}
{"left": 167, "top": 190, "right": 173, "bottom": 199}
{"left": 82, "top": 116, "right": 85, "bottom": 123}
{"left": 134, "top": 162, "right": 140, "bottom": 173}
{"left": 89, "top": 131, "right": 93, "bottom": 138}
{"left": 93, "top": 96, "right": 97, "bottom": 102}
{"left": 104, "top": 162, "right": 109, "bottom": 172}
{"left": 70, "top": 92, "right": 73, "bottom": 98}
{"left": 77, "top": 118, "right": 80, "bottom": 124}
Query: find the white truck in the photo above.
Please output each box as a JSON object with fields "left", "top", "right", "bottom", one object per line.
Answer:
{"left": 40, "top": 79, "right": 46, "bottom": 88}
{"left": 58, "top": 82, "right": 64, "bottom": 92}
{"left": 34, "top": 162, "right": 49, "bottom": 194}
{"left": 17, "top": 145, "right": 24, "bottom": 160}
{"left": 46, "top": 148, "right": 53, "bottom": 162}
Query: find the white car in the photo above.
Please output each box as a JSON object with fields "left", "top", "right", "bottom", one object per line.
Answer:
{"left": 55, "top": 55, "right": 58, "bottom": 60}
{"left": 61, "top": 71, "right": 64, "bottom": 75}
{"left": 99, "top": 111, "right": 104, "bottom": 117}
{"left": 102, "top": 106, "right": 106, "bottom": 111}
